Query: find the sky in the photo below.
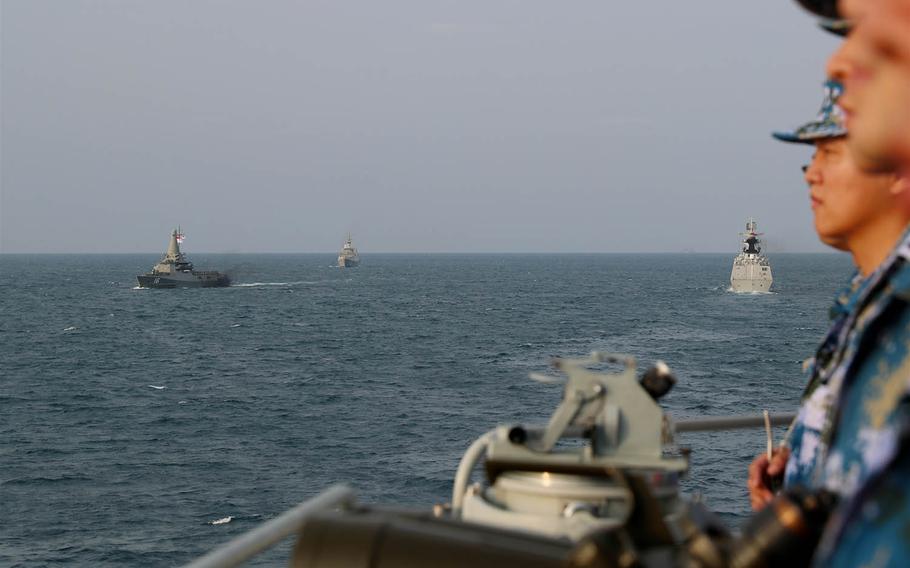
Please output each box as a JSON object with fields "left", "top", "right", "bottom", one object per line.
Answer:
{"left": 0, "top": 1, "right": 841, "bottom": 253}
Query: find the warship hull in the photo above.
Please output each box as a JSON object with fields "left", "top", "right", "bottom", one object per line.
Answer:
{"left": 137, "top": 273, "right": 230, "bottom": 289}
{"left": 730, "top": 263, "right": 772, "bottom": 293}
{"left": 337, "top": 257, "right": 360, "bottom": 268}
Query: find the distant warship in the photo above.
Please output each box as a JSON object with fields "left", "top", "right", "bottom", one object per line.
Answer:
{"left": 337, "top": 234, "right": 360, "bottom": 268}
{"left": 136, "top": 229, "right": 230, "bottom": 288}
{"left": 730, "top": 219, "right": 772, "bottom": 293}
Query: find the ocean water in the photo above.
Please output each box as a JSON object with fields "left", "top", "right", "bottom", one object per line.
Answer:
{"left": 0, "top": 253, "right": 854, "bottom": 566}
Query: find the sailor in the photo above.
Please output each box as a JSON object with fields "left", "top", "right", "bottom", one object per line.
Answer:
{"left": 837, "top": 0, "right": 910, "bottom": 174}
{"left": 746, "top": 3, "right": 910, "bottom": 565}
{"left": 770, "top": 82, "right": 906, "bottom": 265}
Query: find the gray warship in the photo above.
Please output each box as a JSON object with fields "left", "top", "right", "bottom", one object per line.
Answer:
{"left": 730, "top": 219, "right": 773, "bottom": 293}
{"left": 337, "top": 233, "right": 360, "bottom": 268}
{"left": 184, "top": 353, "right": 825, "bottom": 568}
{"left": 137, "top": 229, "right": 230, "bottom": 289}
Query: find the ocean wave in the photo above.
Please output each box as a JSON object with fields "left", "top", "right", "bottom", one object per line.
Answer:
{"left": 209, "top": 516, "right": 233, "bottom": 525}
{"left": 726, "top": 287, "right": 776, "bottom": 295}
{"left": 3, "top": 474, "right": 91, "bottom": 486}
{"left": 232, "top": 279, "right": 333, "bottom": 287}
{"left": 231, "top": 281, "right": 314, "bottom": 287}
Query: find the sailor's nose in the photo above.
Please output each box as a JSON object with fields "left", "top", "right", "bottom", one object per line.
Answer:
{"left": 804, "top": 161, "right": 822, "bottom": 186}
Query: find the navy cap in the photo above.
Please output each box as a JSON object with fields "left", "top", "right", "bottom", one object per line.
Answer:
{"left": 795, "top": 0, "right": 841, "bottom": 19}
{"left": 773, "top": 80, "right": 848, "bottom": 144}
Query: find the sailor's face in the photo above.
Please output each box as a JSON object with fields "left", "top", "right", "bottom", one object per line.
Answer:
{"left": 837, "top": 0, "right": 910, "bottom": 172}
{"left": 826, "top": 33, "right": 857, "bottom": 83}
{"left": 803, "top": 138, "right": 897, "bottom": 249}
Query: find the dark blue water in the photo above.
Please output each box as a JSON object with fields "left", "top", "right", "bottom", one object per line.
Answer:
{"left": 0, "top": 253, "right": 853, "bottom": 566}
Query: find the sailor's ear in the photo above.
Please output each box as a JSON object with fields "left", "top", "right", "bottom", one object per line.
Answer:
{"left": 890, "top": 176, "right": 910, "bottom": 216}
{"left": 890, "top": 175, "right": 910, "bottom": 197}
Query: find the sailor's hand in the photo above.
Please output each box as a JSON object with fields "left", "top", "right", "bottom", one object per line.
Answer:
{"left": 747, "top": 447, "right": 790, "bottom": 511}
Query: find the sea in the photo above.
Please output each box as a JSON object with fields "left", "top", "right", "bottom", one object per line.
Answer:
{"left": 0, "top": 253, "right": 854, "bottom": 566}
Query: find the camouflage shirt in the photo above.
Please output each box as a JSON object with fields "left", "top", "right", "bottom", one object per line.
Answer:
{"left": 783, "top": 231, "right": 910, "bottom": 567}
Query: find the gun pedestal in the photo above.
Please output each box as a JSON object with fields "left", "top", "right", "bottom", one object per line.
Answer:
{"left": 457, "top": 353, "right": 689, "bottom": 541}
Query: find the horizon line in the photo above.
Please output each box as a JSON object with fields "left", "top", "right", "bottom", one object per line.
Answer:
{"left": 0, "top": 250, "right": 841, "bottom": 255}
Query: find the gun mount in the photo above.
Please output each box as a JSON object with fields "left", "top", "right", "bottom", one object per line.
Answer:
{"left": 454, "top": 352, "right": 689, "bottom": 541}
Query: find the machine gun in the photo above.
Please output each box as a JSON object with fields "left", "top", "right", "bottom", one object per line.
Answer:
{"left": 184, "top": 354, "right": 834, "bottom": 568}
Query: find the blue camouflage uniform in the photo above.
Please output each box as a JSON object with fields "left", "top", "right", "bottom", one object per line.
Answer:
{"left": 784, "top": 235, "right": 910, "bottom": 566}
{"left": 774, "top": 80, "right": 910, "bottom": 566}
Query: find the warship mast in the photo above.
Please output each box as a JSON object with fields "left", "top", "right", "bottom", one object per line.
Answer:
{"left": 154, "top": 228, "right": 190, "bottom": 272}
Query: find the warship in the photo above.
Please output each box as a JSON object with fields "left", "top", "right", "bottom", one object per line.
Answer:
{"left": 136, "top": 229, "right": 230, "bottom": 289}
{"left": 337, "top": 233, "right": 360, "bottom": 268}
{"left": 184, "top": 353, "right": 826, "bottom": 568}
{"left": 730, "top": 219, "right": 772, "bottom": 293}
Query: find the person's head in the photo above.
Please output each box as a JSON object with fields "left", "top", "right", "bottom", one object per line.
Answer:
{"left": 774, "top": 81, "right": 908, "bottom": 253}
{"left": 834, "top": 0, "right": 910, "bottom": 173}
{"left": 803, "top": 136, "right": 905, "bottom": 250}
{"left": 785, "top": 1, "right": 910, "bottom": 272}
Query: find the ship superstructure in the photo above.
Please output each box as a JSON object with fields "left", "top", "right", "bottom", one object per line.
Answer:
{"left": 136, "top": 229, "right": 230, "bottom": 288}
{"left": 337, "top": 234, "right": 360, "bottom": 268}
{"left": 730, "top": 219, "right": 772, "bottom": 293}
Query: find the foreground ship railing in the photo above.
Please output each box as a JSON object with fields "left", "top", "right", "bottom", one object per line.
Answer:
{"left": 183, "top": 484, "right": 356, "bottom": 568}
{"left": 181, "top": 415, "right": 797, "bottom": 568}
{"left": 673, "top": 413, "right": 794, "bottom": 432}
{"left": 182, "top": 354, "right": 805, "bottom": 568}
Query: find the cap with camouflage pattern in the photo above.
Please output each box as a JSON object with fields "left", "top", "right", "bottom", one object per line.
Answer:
{"left": 773, "top": 80, "right": 848, "bottom": 144}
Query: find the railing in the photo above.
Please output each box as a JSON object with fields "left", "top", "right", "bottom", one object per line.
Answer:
{"left": 182, "top": 413, "right": 799, "bottom": 567}
{"left": 182, "top": 484, "right": 356, "bottom": 568}
{"left": 674, "top": 412, "right": 795, "bottom": 432}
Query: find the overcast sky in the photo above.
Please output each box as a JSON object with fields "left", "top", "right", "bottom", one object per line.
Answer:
{"left": 1, "top": 1, "right": 840, "bottom": 253}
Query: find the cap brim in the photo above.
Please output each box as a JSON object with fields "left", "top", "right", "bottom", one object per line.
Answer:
{"left": 772, "top": 131, "right": 816, "bottom": 144}
{"left": 818, "top": 19, "right": 850, "bottom": 37}
{"left": 796, "top": 0, "right": 841, "bottom": 19}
